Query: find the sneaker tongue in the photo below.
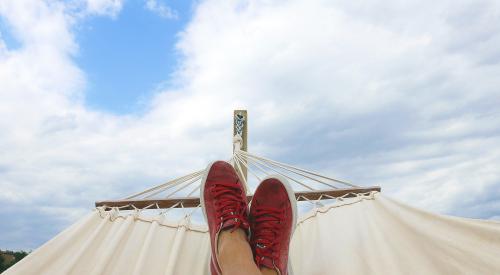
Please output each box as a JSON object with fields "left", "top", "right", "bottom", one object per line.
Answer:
{"left": 220, "top": 215, "right": 249, "bottom": 232}
{"left": 221, "top": 218, "right": 238, "bottom": 230}
{"left": 258, "top": 255, "right": 275, "bottom": 270}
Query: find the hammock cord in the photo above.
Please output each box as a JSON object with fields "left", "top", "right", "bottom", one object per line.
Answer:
{"left": 119, "top": 151, "right": 361, "bottom": 206}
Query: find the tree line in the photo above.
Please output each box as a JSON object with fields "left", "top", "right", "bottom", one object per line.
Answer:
{"left": 0, "top": 250, "right": 29, "bottom": 273}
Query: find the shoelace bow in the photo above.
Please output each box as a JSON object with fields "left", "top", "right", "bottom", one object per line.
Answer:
{"left": 211, "top": 181, "right": 249, "bottom": 231}
{"left": 252, "top": 205, "right": 284, "bottom": 266}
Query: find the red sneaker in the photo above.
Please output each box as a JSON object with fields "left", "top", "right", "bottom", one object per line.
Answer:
{"left": 250, "top": 175, "right": 297, "bottom": 275}
{"left": 201, "top": 160, "right": 250, "bottom": 275}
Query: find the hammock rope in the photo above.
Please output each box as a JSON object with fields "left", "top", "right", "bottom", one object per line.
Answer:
{"left": 117, "top": 151, "right": 364, "bottom": 202}
{"left": 96, "top": 150, "right": 376, "bottom": 215}
{"left": 239, "top": 150, "right": 359, "bottom": 188}
{"left": 238, "top": 151, "right": 339, "bottom": 189}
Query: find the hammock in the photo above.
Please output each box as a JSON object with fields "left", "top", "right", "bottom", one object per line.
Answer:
{"left": 5, "top": 150, "right": 500, "bottom": 275}
{"left": 5, "top": 111, "right": 500, "bottom": 274}
{"left": 5, "top": 193, "right": 500, "bottom": 274}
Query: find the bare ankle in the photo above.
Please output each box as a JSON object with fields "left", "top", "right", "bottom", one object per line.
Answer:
{"left": 217, "top": 228, "right": 248, "bottom": 255}
{"left": 217, "top": 228, "right": 261, "bottom": 275}
{"left": 260, "top": 267, "right": 278, "bottom": 275}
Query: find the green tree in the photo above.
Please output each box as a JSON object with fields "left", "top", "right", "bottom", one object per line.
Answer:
{"left": 0, "top": 255, "right": 5, "bottom": 273}
{"left": 0, "top": 250, "right": 29, "bottom": 273}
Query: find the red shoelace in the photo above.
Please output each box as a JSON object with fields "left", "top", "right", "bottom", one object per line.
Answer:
{"left": 252, "top": 205, "right": 284, "bottom": 267}
{"left": 211, "top": 181, "right": 249, "bottom": 231}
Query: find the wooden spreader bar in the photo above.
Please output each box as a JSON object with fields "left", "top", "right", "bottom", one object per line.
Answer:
{"left": 95, "top": 186, "right": 381, "bottom": 210}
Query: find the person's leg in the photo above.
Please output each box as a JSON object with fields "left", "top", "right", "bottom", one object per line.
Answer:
{"left": 217, "top": 229, "right": 262, "bottom": 275}
{"left": 259, "top": 267, "right": 278, "bottom": 275}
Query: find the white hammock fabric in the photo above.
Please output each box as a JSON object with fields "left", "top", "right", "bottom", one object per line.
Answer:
{"left": 6, "top": 192, "right": 500, "bottom": 275}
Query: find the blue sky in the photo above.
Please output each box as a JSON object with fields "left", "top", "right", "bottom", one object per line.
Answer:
{"left": 0, "top": 18, "right": 20, "bottom": 49}
{"left": 77, "top": 0, "right": 193, "bottom": 114}
{"left": 1, "top": 0, "right": 500, "bottom": 251}
{"left": 0, "top": 0, "right": 194, "bottom": 114}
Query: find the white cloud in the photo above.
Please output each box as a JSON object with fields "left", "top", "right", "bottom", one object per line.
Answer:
{"left": 169, "top": 0, "right": 500, "bottom": 215}
{"left": 145, "top": 0, "right": 178, "bottom": 19}
{"left": 85, "top": 0, "right": 123, "bottom": 18}
{"left": 1, "top": 0, "right": 500, "bottom": 250}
